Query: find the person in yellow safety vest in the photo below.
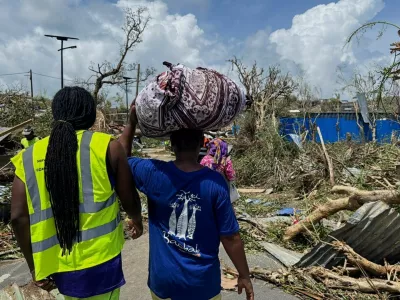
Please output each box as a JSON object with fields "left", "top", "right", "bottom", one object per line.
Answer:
{"left": 10, "top": 87, "right": 143, "bottom": 300}
{"left": 20, "top": 126, "right": 40, "bottom": 149}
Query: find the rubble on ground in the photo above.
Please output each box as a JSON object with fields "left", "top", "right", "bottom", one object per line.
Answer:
{"left": 0, "top": 283, "right": 64, "bottom": 300}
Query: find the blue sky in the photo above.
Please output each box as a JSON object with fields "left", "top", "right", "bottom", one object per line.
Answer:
{"left": 0, "top": 0, "right": 397, "bottom": 98}
{"left": 165, "top": 0, "right": 337, "bottom": 39}
{"left": 161, "top": 0, "right": 398, "bottom": 41}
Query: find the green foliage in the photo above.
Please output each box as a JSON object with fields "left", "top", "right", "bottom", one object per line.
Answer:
{"left": 233, "top": 115, "right": 299, "bottom": 188}
{"left": 0, "top": 89, "right": 53, "bottom": 139}
{"left": 0, "top": 94, "right": 33, "bottom": 127}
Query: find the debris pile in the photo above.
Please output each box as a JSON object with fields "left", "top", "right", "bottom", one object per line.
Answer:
{"left": 228, "top": 197, "right": 400, "bottom": 299}
{"left": 0, "top": 283, "right": 63, "bottom": 300}
{"left": 0, "top": 223, "right": 20, "bottom": 261}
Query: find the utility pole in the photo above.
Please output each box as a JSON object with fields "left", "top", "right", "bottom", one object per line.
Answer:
{"left": 44, "top": 34, "right": 78, "bottom": 89}
{"left": 29, "top": 69, "right": 34, "bottom": 119}
{"left": 135, "top": 64, "right": 140, "bottom": 98}
{"left": 123, "top": 76, "right": 133, "bottom": 121}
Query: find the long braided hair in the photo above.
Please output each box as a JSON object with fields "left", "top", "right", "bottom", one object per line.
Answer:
{"left": 45, "top": 87, "right": 96, "bottom": 255}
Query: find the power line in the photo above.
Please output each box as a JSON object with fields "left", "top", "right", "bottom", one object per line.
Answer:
{"left": 0, "top": 72, "right": 29, "bottom": 77}
{"left": 32, "top": 72, "right": 75, "bottom": 82}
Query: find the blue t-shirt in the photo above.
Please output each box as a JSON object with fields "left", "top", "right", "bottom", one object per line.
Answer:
{"left": 129, "top": 158, "right": 239, "bottom": 300}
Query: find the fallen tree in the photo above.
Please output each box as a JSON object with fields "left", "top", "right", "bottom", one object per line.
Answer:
{"left": 309, "top": 267, "right": 400, "bottom": 294}
{"left": 284, "top": 185, "right": 400, "bottom": 241}
{"left": 332, "top": 241, "right": 400, "bottom": 279}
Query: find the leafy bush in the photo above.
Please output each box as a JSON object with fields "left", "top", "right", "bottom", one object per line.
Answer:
{"left": 233, "top": 115, "right": 299, "bottom": 188}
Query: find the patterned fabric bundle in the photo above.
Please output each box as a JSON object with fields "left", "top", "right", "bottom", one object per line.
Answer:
{"left": 135, "top": 62, "right": 246, "bottom": 137}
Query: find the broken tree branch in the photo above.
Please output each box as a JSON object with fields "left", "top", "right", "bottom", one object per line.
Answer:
{"left": 283, "top": 197, "right": 357, "bottom": 241}
{"left": 222, "top": 265, "right": 292, "bottom": 286}
{"left": 284, "top": 186, "right": 400, "bottom": 240}
{"left": 309, "top": 267, "right": 400, "bottom": 294}
{"left": 0, "top": 248, "right": 20, "bottom": 257}
{"left": 332, "top": 241, "right": 400, "bottom": 277}
{"left": 236, "top": 217, "right": 268, "bottom": 235}
{"left": 317, "top": 127, "right": 335, "bottom": 186}
{"left": 332, "top": 185, "right": 400, "bottom": 204}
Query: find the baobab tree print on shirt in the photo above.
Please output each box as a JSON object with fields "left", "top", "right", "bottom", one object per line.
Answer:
{"left": 176, "top": 192, "right": 200, "bottom": 239}
{"left": 168, "top": 203, "right": 179, "bottom": 236}
{"left": 187, "top": 204, "right": 201, "bottom": 240}
{"left": 165, "top": 191, "right": 202, "bottom": 257}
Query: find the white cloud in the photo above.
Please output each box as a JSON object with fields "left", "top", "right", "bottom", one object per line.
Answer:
{"left": 0, "top": 0, "right": 224, "bottom": 97}
{"left": 269, "top": 0, "right": 386, "bottom": 97}
{"left": 0, "top": 0, "right": 393, "bottom": 100}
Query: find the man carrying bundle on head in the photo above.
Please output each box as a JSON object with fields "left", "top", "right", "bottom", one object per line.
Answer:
{"left": 120, "top": 62, "right": 254, "bottom": 300}
{"left": 10, "top": 86, "right": 143, "bottom": 299}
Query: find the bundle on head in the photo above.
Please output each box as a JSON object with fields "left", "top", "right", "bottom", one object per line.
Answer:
{"left": 135, "top": 63, "right": 246, "bottom": 138}
{"left": 45, "top": 86, "right": 96, "bottom": 255}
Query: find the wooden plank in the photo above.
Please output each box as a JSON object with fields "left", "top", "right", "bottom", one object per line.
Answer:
{"left": 0, "top": 120, "right": 33, "bottom": 138}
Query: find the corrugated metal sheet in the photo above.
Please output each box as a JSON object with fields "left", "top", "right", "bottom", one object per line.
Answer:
{"left": 297, "top": 201, "right": 400, "bottom": 268}
{"left": 356, "top": 93, "right": 370, "bottom": 124}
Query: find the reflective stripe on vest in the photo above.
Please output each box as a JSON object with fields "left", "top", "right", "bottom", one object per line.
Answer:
{"left": 23, "top": 131, "right": 118, "bottom": 253}
{"left": 31, "top": 214, "right": 121, "bottom": 253}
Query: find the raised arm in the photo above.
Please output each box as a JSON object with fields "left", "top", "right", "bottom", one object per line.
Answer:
{"left": 119, "top": 105, "right": 138, "bottom": 157}
{"left": 108, "top": 139, "right": 143, "bottom": 238}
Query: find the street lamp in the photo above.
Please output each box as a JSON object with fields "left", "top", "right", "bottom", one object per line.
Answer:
{"left": 44, "top": 34, "right": 79, "bottom": 88}
{"left": 123, "top": 76, "right": 134, "bottom": 121}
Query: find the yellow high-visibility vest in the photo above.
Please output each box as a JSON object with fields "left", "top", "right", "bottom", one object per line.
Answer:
{"left": 11, "top": 131, "right": 124, "bottom": 281}
{"left": 21, "top": 137, "right": 40, "bottom": 149}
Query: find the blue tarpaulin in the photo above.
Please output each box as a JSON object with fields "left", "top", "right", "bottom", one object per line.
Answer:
{"left": 280, "top": 113, "right": 400, "bottom": 143}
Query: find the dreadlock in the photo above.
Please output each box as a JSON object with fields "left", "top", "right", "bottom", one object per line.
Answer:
{"left": 45, "top": 86, "right": 96, "bottom": 255}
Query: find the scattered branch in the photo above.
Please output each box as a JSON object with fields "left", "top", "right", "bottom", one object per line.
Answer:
{"left": 317, "top": 127, "right": 335, "bottom": 186}
{"left": 332, "top": 241, "right": 400, "bottom": 278}
{"left": 309, "top": 267, "right": 400, "bottom": 294}
{"left": 284, "top": 186, "right": 400, "bottom": 240}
